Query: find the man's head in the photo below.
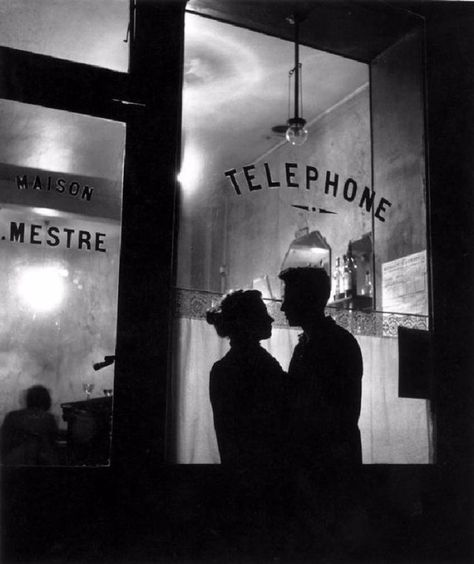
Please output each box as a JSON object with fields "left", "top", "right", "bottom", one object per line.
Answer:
{"left": 25, "top": 385, "right": 52, "bottom": 411}
{"left": 279, "top": 267, "right": 330, "bottom": 327}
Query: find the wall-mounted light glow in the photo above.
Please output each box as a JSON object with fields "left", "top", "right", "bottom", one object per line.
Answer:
{"left": 177, "top": 144, "right": 202, "bottom": 197}
{"left": 17, "top": 265, "right": 69, "bottom": 313}
{"left": 31, "top": 207, "right": 63, "bottom": 218}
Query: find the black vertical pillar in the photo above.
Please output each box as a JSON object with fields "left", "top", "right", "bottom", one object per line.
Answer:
{"left": 425, "top": 5, "right": 473, "bottom": 469}
{"left": 113, "top": 0, "right": 185, "bottom": 477}
{"left": 423, "top": 3, "right": 474, "bottom": 556}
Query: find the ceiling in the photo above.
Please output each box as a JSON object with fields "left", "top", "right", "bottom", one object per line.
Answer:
{"left": 186, "top": 0, "right": 423, "bottom": 62}
{"left": 180, "top": 11, "right": 370, "bottom": 200}
{"left": 180, "top": 0, "right": 424, "bottom": 201}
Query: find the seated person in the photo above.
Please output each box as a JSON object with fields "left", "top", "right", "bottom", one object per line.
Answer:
{"left": 1, "top": 385, "right": 59, "bottom": 466}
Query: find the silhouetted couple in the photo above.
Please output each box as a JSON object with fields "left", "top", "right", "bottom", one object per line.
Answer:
{"left": 207, "top": 266, "right": 364, "bottom": 557}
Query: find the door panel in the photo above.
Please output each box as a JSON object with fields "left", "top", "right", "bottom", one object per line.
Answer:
{"left": 0, "top": 98, "right": 125, "bottom": 466}
{"left": 0, "top": 0, "right": 130, "bottom": 72}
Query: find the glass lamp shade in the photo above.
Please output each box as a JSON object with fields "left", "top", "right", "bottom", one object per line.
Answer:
{"left": 286, "top": 117, "right": 308, "bottom": 146}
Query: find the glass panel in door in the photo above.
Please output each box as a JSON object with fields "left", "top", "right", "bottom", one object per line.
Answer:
{"left": 0, "top": 98, "right": 125, "bottom": 466}
{"left": 0, "top": 0, "right": 130, "bottom": 72}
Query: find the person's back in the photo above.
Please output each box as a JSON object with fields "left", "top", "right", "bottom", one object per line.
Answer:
{"left": 1, "top": 385, "right": 59, "bottom": 466}
{"left": 210, "top": 341, "right": 286, "bottom": 468}
{"left": 287, "top": 315, "right": 362, "bottom": 468}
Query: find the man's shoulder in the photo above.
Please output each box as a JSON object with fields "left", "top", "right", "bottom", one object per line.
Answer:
{"left": 324, "top": 317, "right": 362, "bottom": 356}
{"left": 325, "top": 316, "right": 354, "bottom": 337}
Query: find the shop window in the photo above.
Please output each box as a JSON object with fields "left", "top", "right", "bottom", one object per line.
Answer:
{"left": 169, "top": 12, "right": 431, "bottom": 464}
{"left": 0, "top": 99, "right": 124, "bottom": 466}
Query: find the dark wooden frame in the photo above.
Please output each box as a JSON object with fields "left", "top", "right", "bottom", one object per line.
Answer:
{"left": 1, "top": 2, "right": 472, "bottom": 562}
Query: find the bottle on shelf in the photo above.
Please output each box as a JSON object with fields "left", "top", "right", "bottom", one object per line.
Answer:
{"left": 344, "top": 242, "right": 357, "bottom": 298}
{"left": 332, "top": 257, "right": 341, "bottom": 301}
{"left": 361, "top": 270, "right": 373, "bottom": 297}
{"left": 341, "top": 254, "right": 351, "bottom": 297}
{"left": 347, "top": 241, "right": 357, "bottom": 297}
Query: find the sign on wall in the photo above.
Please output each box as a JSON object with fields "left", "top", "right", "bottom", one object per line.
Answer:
{"left": 382, "top": 250, "right": 428, "bottom": 315}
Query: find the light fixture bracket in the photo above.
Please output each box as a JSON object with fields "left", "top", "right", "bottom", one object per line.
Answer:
{"left": 287, "top": 117, "right": 307, "bottom": 128}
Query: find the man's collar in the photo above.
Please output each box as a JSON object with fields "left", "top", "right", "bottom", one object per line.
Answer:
{"left": 301, "top": 316, "right": 335, "bottom": 341}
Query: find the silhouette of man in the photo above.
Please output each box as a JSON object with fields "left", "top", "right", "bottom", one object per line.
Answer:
{"left": 279, "top": 267, "right": 363, "bottom": 553}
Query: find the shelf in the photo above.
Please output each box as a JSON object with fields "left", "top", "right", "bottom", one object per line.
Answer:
{"left": 328, "top": 294, "right": 373, "bottom": 311}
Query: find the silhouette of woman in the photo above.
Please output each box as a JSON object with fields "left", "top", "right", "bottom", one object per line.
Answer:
{"left": 207, "top": 290, "right": 287, "bottom": 469}
{"left": 207, "top": 290, "right": 288, "bottom": 554}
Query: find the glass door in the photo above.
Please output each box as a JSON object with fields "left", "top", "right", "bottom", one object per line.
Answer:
{"left": 0, "top": 1, "right": 129, "bottom": 466}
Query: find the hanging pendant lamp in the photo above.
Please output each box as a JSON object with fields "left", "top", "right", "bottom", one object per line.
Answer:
{"left": 286, "top": 15, "right": 308, "bottom": 146}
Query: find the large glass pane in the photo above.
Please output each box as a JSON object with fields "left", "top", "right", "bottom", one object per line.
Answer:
{"left": 0, "top": 0, "right": 129, "bottom": 72}
{"left": 0, "top": 100, "right": 124, "bottom": 466}
{"left": 169, "top": 13, "right": 431, "bottom": 465}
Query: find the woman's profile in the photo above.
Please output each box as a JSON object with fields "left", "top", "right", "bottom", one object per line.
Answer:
{"left": 207, "top": 290, "right": 287, "bottom": 469}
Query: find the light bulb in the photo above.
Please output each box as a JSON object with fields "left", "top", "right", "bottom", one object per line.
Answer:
{"left": 286, "top": 117, "right": 308, "bottom": 146}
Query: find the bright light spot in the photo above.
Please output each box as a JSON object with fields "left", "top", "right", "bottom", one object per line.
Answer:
{"left": 17, "top": 265, "right": 68, "bottom": 313}
{"left": 31, "top": 207, "right": 63, "bottom": 218}
{"left": 183, "top": 13, "right": 261, "bottom": 115}
{"left": 178, "top": 144, "right": 202, "bottom": 197}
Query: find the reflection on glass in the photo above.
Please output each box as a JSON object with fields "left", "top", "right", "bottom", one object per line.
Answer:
{"left": 0, "top": 100, "right": 125, "bottom": 467}
{"left": 0, "top": 99, "right": 125, "bottom": 182}
{"left": 0, "top": 0, "right": 129, "bottom": 72}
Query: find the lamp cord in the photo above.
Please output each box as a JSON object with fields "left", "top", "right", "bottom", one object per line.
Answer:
{"left": 288, "top": 70, "right": 291, "bottom": 121}
{"left": 288, "top": 17, "right": 304, "bottom": 122}
{"left": 288, "top": 63, "right": 303, "bottom": 121}
{"left": 299, "top": 63, "right": 303, "bottom": 118}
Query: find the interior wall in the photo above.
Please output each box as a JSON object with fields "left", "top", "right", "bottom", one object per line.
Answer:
{"left": 176, "top": 195, "right": 227, "bottom": 293}
{"left": 371, "top": 31, "right": 427, "bottom": 310}
{"left": 224, "top": 86, "right": 372, "bottom": 298}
